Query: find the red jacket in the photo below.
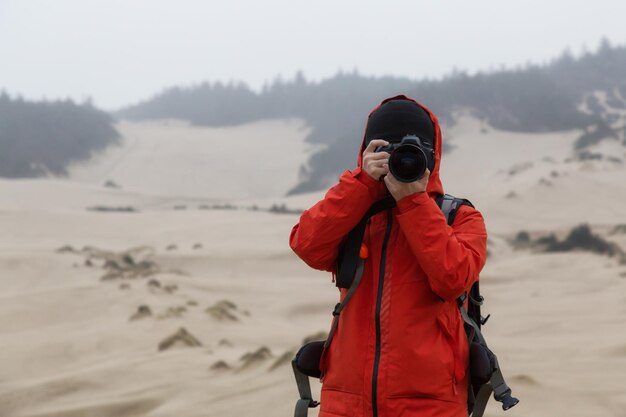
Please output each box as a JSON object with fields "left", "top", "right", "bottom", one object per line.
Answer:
{"left": 289, "top": 95, "right": 488, "bottom": 417}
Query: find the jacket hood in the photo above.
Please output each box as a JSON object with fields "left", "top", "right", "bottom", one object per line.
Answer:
{"left": 358, "top": 94, "right": 444, "bottom": 198}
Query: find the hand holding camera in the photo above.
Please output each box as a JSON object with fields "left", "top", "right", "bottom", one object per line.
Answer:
{"left": 364, "top": 134, "right": 435, "bottom": 201}
{"left": 383, "top": 166, "right": 430, "bottom": 202}
{"left": 362, "top": 139, "right": 391, "bottom": 181}
{"left": 374, "top": 134, "right": 435, "bottom": 183}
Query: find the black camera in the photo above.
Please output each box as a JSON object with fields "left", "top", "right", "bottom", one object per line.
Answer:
{"left": 375, "top": 134, "right": 435, "bottom": 182}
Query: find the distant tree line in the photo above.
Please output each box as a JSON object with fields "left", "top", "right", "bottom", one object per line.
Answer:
{"left": 0, "top": 93, "right": 120, "bottom": 177}
{"left": 118, "top": 40, "right": 626, "bottom": 194}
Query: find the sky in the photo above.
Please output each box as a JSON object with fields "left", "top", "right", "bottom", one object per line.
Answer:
{"left": 1, "top": 0, "right": 625, "bottom": 110}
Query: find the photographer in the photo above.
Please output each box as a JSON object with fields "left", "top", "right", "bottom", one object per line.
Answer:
{"left": 289, "top": 95, "right": 488, "bottom": 417}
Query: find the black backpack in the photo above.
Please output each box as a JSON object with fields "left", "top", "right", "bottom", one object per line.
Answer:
{"left": 292, "top": 193, "right": 519, "bottom": 417}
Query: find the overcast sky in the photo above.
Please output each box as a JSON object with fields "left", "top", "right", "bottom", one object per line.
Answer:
{"left": 1, "top": 0, "right": 625, "bottom": 110}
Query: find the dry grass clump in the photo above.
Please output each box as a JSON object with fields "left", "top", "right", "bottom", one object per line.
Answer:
{"left": 218, "top": 338, "right": 233, "bottom": 347}
{"left": 158, "top": 327, "right": 202, "bottom": 351}
{"left": 55, "top": 245, "right": 76, "bottom": 253}
{"left": 515, "top": 224, "right": 626, "bottom": 264}
{"left": 301, "top": 331, "right": 328, "bottom": 345}
{"left": 506, "top": 161, "right": 533, "bottom": 176}
{"left": 157, "top": 306, "right": 187, "bottom": 319}
{"left": 238, "top": 346, "right": 272, "bottom": 370}
{"left": 210, "top": 360, "right": 231, "bottom": 371}
{"left": 78, "top": 246, "right": 159, "bottom": 280}
{"left": 129, "top": 305, "right": 152, "bottom": 321}
{"left": 610, "top": 224, "right": 626, "bottom": 235}
{"left": 268, "top": 203, "right": 303, "bottom": 215}
{"left": 87, "top": 206, "right": 137, "bottom": 212}
{"left": 541, "top": 224, "right": 624, "bottom": 259}
{"left": 206, "top": 300, "right": 245, "bottom": 322}
{"left": 103, "top": 179, "right": 120, "bottom": 189}
{"left": 58, "top": 245, "right": 187, "bottom": 282}
{"left": 269, "top": 349, "right": 296, "bottom": 371}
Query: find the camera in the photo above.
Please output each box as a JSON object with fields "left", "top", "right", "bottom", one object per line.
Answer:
{"left": 375, "top": 134, "right": 435, "bottom": 182}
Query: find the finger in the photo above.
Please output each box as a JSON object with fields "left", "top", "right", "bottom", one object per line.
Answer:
{"left": 366, "top": 159, "right": 390, "bottom": 170}
{"left": 364, "top": 139, "right": 389, "bottom": 155}
{"left": 383, "top": 168, "right": 396, "bottom": 182}
{"left": 362, "top": 153, "right": 390, "bottom": 165}
{"left": 369, "top": 168, "right": 388, "bottom": 179}
{"left": 368, "top": 152, "right": 391, "bottom": 160}
{"left": 366, "top": 169, "right": 389, "bottom": 182}
{"left": 383, "top": 174, "right": 393, "bottom": 188}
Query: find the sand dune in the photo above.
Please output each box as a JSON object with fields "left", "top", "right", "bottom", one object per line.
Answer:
{"left": 1, "top": 116, "right": 625, "bottom": 417}
{"left": 65, "top": 118, "right": 318, "bottom": 199}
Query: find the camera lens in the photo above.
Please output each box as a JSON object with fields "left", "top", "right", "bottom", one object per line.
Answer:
{"left": 389, "top": 146, "right": 427, "bottom": 182}
{"left": 398, "top": 155, "right": 418, "bottom": 174}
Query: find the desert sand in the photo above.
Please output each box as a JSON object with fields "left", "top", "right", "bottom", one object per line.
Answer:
{"left": 0, "top": 115, "right": 625, "bottom": 417}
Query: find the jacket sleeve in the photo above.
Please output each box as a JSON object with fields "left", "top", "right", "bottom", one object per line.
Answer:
{"left": 394, "top": 192, "right": 488, "bottom": 301}
{"left": 289, "top": 166, "right": 386, "bottom": 272}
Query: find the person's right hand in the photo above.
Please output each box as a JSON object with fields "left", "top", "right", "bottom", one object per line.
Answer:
{"left": 362, "top": 139, "right": 390, "bottom": 181}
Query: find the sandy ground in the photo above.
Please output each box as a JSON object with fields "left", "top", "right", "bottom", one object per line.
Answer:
{"left": 1, "top": 115, "right": 625, "bottom": 417}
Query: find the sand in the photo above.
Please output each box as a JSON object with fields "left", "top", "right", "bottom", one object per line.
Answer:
{"left": 0, "top": 115, "right": 625, "bottom": 417}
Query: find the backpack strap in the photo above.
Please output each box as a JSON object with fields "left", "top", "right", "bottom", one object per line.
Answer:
{"left": 335, "top": 195, "right": 396, "bottom": 288}
{"left": 436, "top": 193, "right": 475, "bottom": 226}
{"left": 292, "top": 359, "right": 320, "bottom": 415}
{"left": 328, "top": 195, "right": 395, "bottom": 351}
{"left": 458, "top": 294, "right": 520, "bottom": 416}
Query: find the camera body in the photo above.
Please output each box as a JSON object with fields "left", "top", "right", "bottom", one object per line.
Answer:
{"left": 375, "top": 134, "right": 435, "bottom": 183}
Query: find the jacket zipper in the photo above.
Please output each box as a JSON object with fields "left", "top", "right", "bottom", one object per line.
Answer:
{"left": 372, "top": 209, "right": 392, "bottom": 417}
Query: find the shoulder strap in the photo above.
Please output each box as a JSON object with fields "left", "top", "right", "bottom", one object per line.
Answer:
{"left": 328, "top": 195, "right": 395, "bottom": 349}
{"left": 335, "top": 195, "right": 395, "bottom": 288}
{"left": 436, "top": 193, "right": 475, "bottom": 226}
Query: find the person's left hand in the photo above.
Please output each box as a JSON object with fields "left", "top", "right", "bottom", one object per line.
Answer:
{"left": 383, "top": 168, "right": 430, "bottom": 202}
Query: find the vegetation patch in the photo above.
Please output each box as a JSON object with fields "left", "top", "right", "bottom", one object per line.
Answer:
{"left": 0, "top": 93, "right": 119, "bottom": 177}
{"left": 514, "top": 224, "right": 626, "bottom": 264}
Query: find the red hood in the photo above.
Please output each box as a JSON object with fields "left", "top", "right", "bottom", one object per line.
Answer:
{"left": 357, "top": 94, "right": 444, "bottom": 198}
